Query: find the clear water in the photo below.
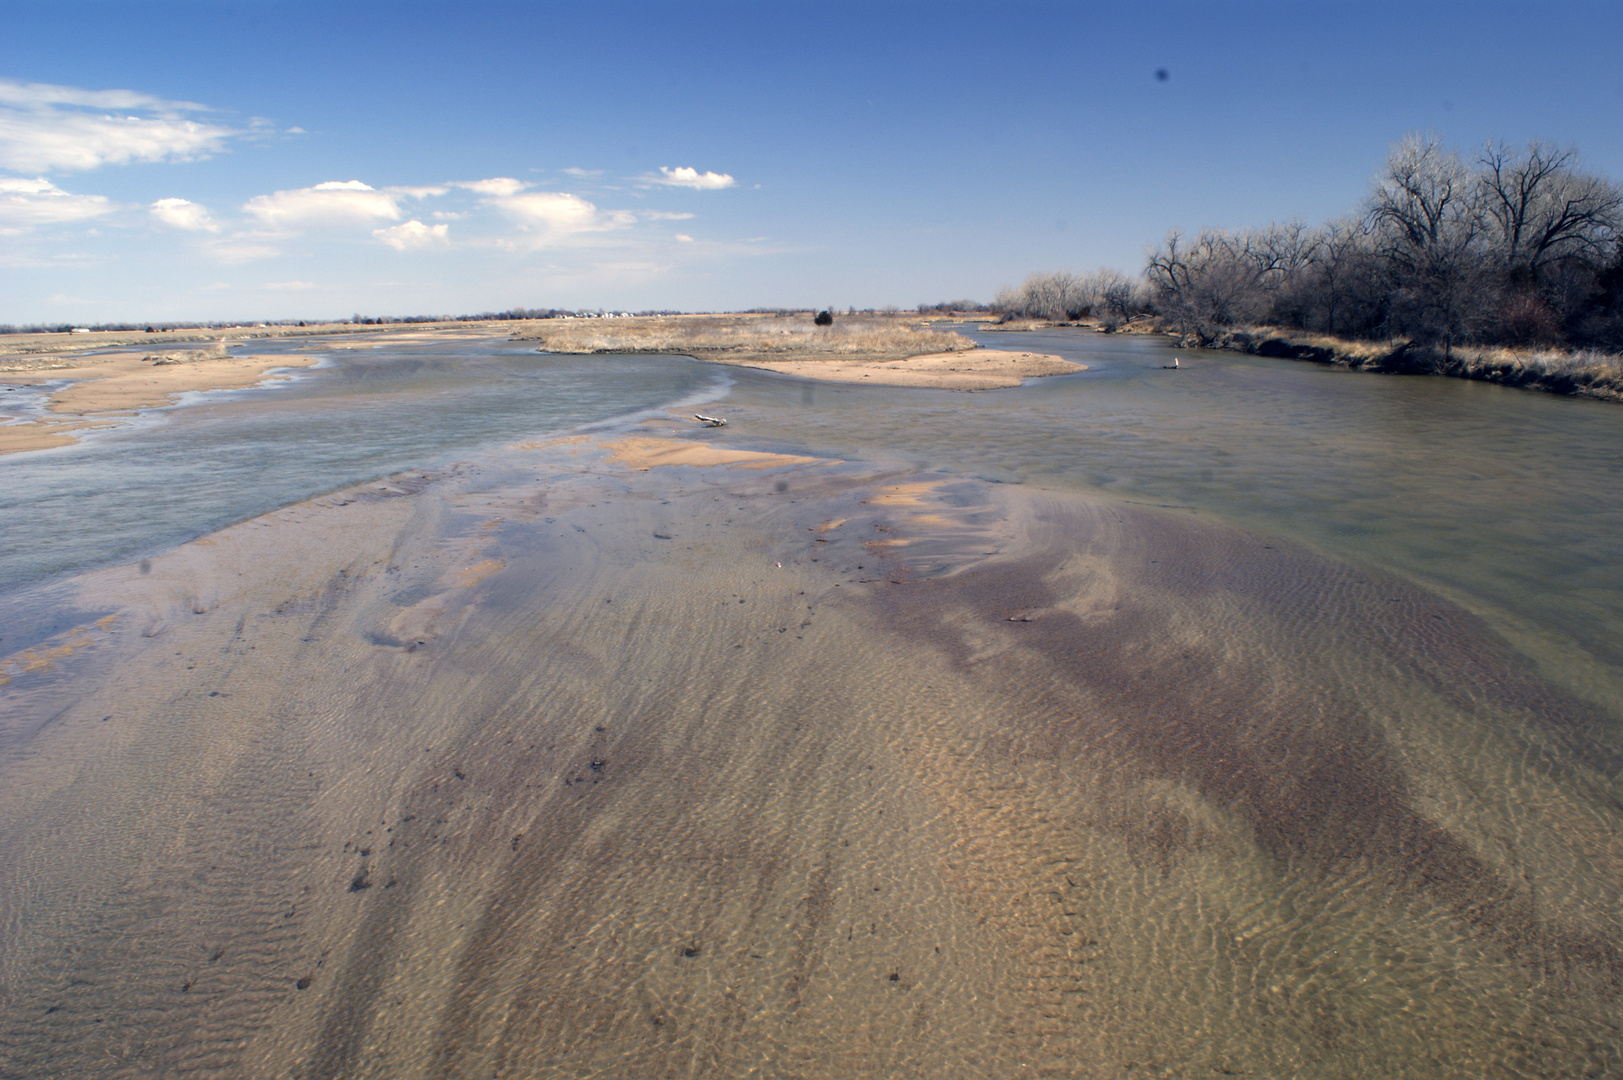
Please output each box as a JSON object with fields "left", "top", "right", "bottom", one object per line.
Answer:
{"left": 718, "top": 326, "right": 1623, "bottom": 709}
{"left": 0, "top": 336, "right": 727, "bottom": 597}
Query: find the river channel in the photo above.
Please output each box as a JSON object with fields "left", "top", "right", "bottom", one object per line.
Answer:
{"left": 0, "top": 326, "right": 1617, "bottom": 1078}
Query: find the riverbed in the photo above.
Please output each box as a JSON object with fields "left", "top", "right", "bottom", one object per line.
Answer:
{"left": 0, "top": 327, "right": 1618, "bottom": 1078}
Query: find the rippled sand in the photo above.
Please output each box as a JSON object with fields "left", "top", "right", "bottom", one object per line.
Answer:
{"left": 1, "top": 434, "right": 1619, "bottom": 1078}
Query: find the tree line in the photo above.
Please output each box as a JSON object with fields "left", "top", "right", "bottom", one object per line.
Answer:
{"left": 991, "top": 135, "right": 1623, "bottom": 355}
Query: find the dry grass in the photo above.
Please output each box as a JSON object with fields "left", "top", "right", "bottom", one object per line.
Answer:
{"left": 1261, "top": 330, "right": 1395, "bottom": 362}
{"left": 1213, "top": 324, "right": 1623, "bottom": 402}
{"left": 516, "top": 314, "right": 974, "bottom": 363}
{"left": 1446, "top": 345, "right": 1623, "bottom": 400}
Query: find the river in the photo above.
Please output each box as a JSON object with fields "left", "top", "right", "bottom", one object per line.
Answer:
{"left": 0, "top": 326, "right": 1618, "bottom": 1078}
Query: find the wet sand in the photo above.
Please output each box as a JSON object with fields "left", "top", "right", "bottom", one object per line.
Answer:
{"left": 0, "top": 350, "right": 319, "bottom": 455}
{"left": 1, "top": 435, "right": 1619, "bottom": 1078}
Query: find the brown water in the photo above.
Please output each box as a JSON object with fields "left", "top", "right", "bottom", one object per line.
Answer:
{"left": 1, "top": 331, "right": 1620, "bottom": 1078}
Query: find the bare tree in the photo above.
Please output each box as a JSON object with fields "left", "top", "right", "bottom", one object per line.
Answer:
{"left": 1305, "top": 217, "right": 1379, "bottom": 335}
{"left": 1478, "top": 140, "right": 1623, "bottom": 283}
{"left": 1092, "top": 269, "right": 1141, "bottom": 328}
{"left": 1010, "top": 133, "right": 1623, "bottom": 353}
{"left": 993, "top": 271, "right": 1097, "bottom": 321}
{"left": 1367, "top": 135, "right": 1493, "bottom": 355}
{"left": 1145, "top": 223, "right": 1315, "bottom": 340}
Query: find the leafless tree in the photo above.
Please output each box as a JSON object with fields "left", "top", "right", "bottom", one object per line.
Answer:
{"left": 1304, "top": 217, "right": 1380, "bottom": 335}
{"left": 1478, "top": 140, "right": 1623, "bottom": 283}
{"left": 1145, "top": 223, "right": 1316, "bottom": 340}
{"left": 1366, "top": 135, "right": 1494, "bottom": 355}
{"left": 1092, "top": 269, "right": 1142, "bottom": 328}
{"left": 1014, "top": 133, "right": 1623, "bottom": 352}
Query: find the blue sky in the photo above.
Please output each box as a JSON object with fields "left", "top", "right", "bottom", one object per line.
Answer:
{"left": 3, "top": 1, "right": 1621, "bottom": 322}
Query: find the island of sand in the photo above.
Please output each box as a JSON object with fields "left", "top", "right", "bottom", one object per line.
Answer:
{"left": 0, "top": 346, "right": 320, "bottom": 455}
{"left": 515, "top": 313, "right": 1083, "bottom": 389}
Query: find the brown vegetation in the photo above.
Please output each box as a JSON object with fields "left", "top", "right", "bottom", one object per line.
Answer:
{"left": 1203, "top": 326, "right": 1623, "bottom": 402}
{"left": 515, "top": 312, "right": 975, "bottom": 364}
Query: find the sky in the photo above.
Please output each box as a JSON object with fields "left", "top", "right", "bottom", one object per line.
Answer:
{"left": 2, "top": 0, "right": 1621, "bottom": 323}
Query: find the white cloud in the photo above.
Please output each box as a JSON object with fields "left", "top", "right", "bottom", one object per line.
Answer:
{"left": 150, "top": 197, "right": 218, "bottom": 232}
{"left": 675, "top": 234, "right": 694, "bottom": 243}
{"left": 0, "top": 176, "right": 113, "bottom": 234}
{"left": 264, "top": 280, "right": 318, "bottom": 291}
{"left": 243, "top": 180, "right": 402, "bottom": 227}
{"left": 386, "top": 184, "right": 449, "bottom": 199}
{"left": 451, "top": 177, "right": 527, "bottom": 197}
{"left": 0, "top": 79, "right": 205, "bottom": 112}
{"left": 373, "top": 219, "right": 449, "bottom": 251}
{"left": 0, "top": 78, "right": 236, "bottom": 173}
{"left": 485, "top": 190, "right": 634, "bottom": 238}
{"left": 652, "top": 166, "right": 736, "bottom": 190}
{"left": 286, "top": 126, "right": 307, "bottom": 135}
{"left": 562, "top": 167, "right": 603, "bottom": 178}
{"left": 642, "top": 210, "right": 696, "bottom": 220}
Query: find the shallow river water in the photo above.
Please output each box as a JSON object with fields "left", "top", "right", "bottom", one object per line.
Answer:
{"left": 0, "top": 327, "right": 1619, "bottom": 1079}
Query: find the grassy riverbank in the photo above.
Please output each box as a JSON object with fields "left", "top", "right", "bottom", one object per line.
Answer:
{"left": 1182, "top": 326, "right": 1623, "bottom": 403}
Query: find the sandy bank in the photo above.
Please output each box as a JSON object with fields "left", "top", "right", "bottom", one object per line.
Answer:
{"left": 0, "top": 349, "right": 319, "bottom": 455}
{"left": 603, "top": 435, "right": 825, "bottom": 470}
{"left": 0, "top": 320, "right": 511, "bottom": 360}
{"left": 734, "top": 348, "right": 1081, "bottom": 389}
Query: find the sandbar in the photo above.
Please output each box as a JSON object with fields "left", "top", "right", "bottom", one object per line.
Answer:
{"left": 603, "top": 435, "right": 824, "bottom": 470}
{"left": 519, "top": 313, "right": 1084, "bottom": 388}
{"left": 0, "top": 349, "right": 318, "bottom": 455}
{"left": 728, "top": 349, "right": 1081, "bottom": 389}
{"left": 1, "top": 432, "right": 1616, "bottom": 1077}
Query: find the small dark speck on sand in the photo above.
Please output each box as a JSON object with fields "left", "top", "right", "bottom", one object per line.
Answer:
{"left": 349, "top": 871, "right": 371, "bottom": 892}
{"left": 653, "top": 533, "right": 673, "bottom": 540}
{"left": 682, "top": 946, "right": 701, "bottom": 959}
{"left": 295, "top": 977, "right": 311, "bottom": 990}
{"left": 889, "top": 972, "right": 900, "bottom": 982}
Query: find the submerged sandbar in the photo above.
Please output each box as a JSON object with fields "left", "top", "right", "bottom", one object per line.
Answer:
{"left": 1, "top": 431, "right": 1618, "bottom": 1078}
